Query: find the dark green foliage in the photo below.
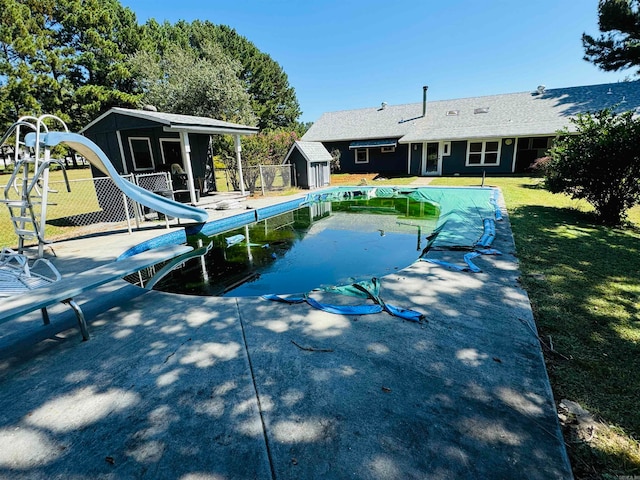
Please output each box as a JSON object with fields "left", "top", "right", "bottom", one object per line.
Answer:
{"left": 0, "top": 2, "right": 301, "bottom": 133}
{"left": 546, "top": 108, "right": 640, "bottom": 225}
{"left": 583, "top": 0, "right": 640, "bottom": 74}
{"left": 0, "top": 0, "right": 143, "bottom": 130}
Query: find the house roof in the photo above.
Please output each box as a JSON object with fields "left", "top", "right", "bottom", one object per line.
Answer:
{"left": 302, "top": 103, "right": 423, "bottom": 142}
{"left": 80, "top": 107, "right": 259, "bottom": 136}
{"left": 285, "top": 141, "right": 333, "bottom": 164}
{"left": 302, "top": 81, "right": 640, "bottom": 144}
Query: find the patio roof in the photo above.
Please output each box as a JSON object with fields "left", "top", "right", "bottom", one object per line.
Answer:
{"left": 80, "top": 108, "right": 259, "bottom": 136}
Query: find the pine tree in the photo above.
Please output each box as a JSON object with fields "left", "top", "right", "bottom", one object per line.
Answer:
{"left": 583, "top": 0, "right": 640, "bottom": 74}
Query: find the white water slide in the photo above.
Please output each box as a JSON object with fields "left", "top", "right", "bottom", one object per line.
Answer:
{"left": 32, "top": 131, "right": 209, "bottom": 223}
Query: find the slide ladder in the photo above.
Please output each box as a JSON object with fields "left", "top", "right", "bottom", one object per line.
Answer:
{"left": 0, "top": 115, "right": 70, "bottom": 257}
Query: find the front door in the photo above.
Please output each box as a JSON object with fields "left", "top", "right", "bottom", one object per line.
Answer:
{"left": 422, "top": 142, "right": 440, "bottom": 175}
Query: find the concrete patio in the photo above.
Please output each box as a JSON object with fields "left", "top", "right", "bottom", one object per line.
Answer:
{"left": 0, "top": 190, "right": 573, "bottom": 479}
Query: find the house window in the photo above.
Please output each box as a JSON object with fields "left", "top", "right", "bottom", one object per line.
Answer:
{"left": 381, "top": 146, "right": 395, "bottom": 153}
{"left": 355, "top": 149, "right": 369, "bottom": 164}
{"left": 442, "top": 141, "right": 451, "bottom": 156}
{"left": 129, "top": 137, "right": 155, "bottom": 171}
{"left": 466, "top": 140, "right": 501, "bottom": 166}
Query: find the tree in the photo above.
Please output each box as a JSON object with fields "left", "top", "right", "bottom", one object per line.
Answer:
{"left": 219, "top": 129, "right": 297, "bottom": 193}
{"left": 128, "top": 43, "right": 256, "bottom": 125}
{"left": 0, "top": 0, "right": 143, "bottom": 130}
{"left": 142, "top": 21, "right": 301, "bottom": 130}
{"left": 583, "top": 0, "right": 640, "bottom": 74}
{"left": 545, "top": 108, "right": 640, "bottom": 225}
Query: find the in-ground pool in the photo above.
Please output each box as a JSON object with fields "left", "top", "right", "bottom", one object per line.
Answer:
{"left": 122, "top": 186, "right": 500, "bottom": 297}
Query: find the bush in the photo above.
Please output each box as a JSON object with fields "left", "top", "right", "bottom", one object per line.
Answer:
{"left": 545, "top": 109, "right": 640, "bottom": 225}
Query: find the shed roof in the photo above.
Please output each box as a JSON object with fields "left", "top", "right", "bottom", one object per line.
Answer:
{"left": 302, "top": 81, "right": 640, "bottom": 144}
{"left": 285, "top": 141, "right": 333, "bottom": 164}
{"left": 81, "top": 108, "right": 259, "bottom": 136}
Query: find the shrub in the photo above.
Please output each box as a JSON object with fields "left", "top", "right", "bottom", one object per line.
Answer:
{"left": 545, "top": 109, "right": 640, "bottom": 225}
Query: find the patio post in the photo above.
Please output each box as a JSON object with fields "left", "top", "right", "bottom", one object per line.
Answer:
{"left": 179, "top": 131, "right": 199, "bottom": 204}
{"left": 235, "top": 134, "right": 246, "bottom": 196}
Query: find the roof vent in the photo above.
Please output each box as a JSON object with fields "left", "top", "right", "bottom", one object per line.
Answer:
{"left": 474, "top": 107, "right": 490, "bottom": 114}
{"left": 380, "top": 102, "right": 387, "bottom": 110}
{"left": 446, "top": 110, "right": 459, "bottom": 116}
{"left": 536, "top": 85, "right": 546, "bottom": 95}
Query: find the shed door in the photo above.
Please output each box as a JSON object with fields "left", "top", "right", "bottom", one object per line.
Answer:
{"left": 311, "top": 162, "right": 325, "bottom": 188}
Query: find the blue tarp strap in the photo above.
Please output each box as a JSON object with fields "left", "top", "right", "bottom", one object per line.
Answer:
{"left": 262, "top": 294, "right": 306, "bottom": 304}
{"left": 475, "top": 218, "right": 496, "bottom": 247}
{"left": 463, "top": 252, "right": 482, "bottom": 273}
{"left": 421, "top": 258, "right": 472, "bottom": 272}
{"left": 305, "top": 297, "right": 383, "bottom": 315}
{"left": 476, "top": 248, "right": 502, "bottom": 255}
{"left": 350, "top": 281, "right": 425, "bottom": 323}
{"left": 263, "top": 278, "right": 425, "bottom": 323}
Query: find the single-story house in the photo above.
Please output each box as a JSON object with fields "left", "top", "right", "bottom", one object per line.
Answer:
{"left": 284, "top": 141, "right": 332, "bottom": 189}
{"left": 81, "top": 107, "right": 259, "bottom": 202}
{"left": 302, "top": 80, "right": 640, "bottom": 176}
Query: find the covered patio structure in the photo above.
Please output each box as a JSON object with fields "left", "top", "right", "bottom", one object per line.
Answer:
{"left": 80, "top": 108, "right": 259, "bottom": 203}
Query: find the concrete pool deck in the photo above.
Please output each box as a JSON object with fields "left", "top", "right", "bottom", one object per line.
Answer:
{"left": 0, "top": 190, "right": 573, "bottom": 479}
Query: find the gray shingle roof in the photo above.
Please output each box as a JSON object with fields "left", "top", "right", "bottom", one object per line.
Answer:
{"left": 302, "top": 81, "right": 640, "bottom": 144}
{"left": 286, "top": 141, "right": 333, "bottom": 163}
{"left": 302, "top": 103, "right": 423, "bottom": 142}
{"left": 81, "top": 108, "right": 259, "bottom": 135}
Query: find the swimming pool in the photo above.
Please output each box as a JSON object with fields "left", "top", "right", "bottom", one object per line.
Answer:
{"left": 120, "top": 186, "right": 501, "bottom": 297}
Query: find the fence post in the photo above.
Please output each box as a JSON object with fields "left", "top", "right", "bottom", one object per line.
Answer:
{"left": 259, "top": 165, "right": 265, "bottom": 196}
{"left": 122, "top": 192, "right": 132, "bottom": 234}
{"left": 292, "top": 164, "right": 297, "bottom": 187}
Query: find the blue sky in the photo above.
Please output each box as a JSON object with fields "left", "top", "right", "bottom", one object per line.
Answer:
{"left": 120, "top": 0, "right": 632, "bottom": 123}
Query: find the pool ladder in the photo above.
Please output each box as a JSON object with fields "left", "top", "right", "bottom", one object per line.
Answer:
{"left": 0, "top": 115, "right": 70, "bottom": 257}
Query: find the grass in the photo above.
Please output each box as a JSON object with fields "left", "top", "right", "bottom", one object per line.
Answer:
{"left": 330, "top": 173, "right": 418, "bottom": 186}
{"left": 0, "top": 168, "right": 100, "bottom": 249}
{"left": 430, "top": 176, "right": 640, "bottom": 479}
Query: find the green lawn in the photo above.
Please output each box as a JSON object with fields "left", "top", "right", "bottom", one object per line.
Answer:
{"left": 430, "top": 176, "right": 640, "bottom": 478}
{"left": 0, "top": 167, "right": 102, "bottom": 248}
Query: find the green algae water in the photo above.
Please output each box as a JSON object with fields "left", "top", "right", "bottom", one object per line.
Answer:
{"left": 154, "top": 196, "right": 439, "bottom": 297}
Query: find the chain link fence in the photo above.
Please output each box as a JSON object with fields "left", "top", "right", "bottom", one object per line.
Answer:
{"left": 2, "top": 164, "right": 292, "bottom": 244}
{"left": 218, "top": 164, "right": 295, "bottom": 194}
{"left": 2, "top": 172, "right": 174, "bottom": 232}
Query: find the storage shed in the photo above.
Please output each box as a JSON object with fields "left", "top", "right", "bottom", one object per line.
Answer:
{"left": 284, "top": 141, "right": 332, "bottom": 189}
{"left": 80, "top": 108, "right": 259, "bottom": 203}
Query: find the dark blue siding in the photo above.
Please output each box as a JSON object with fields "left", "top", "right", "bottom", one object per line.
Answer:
{"left": 290, "top": 149, "right": 310, "bottom": 188}
{"left": 321, "top": 140, "right": 407, "bottom": 174}
{"left": 409, "top": 143, "right": 422, "bottom": 175}
{"left": 442, "top": 139, "right": 514, "bottom": 175}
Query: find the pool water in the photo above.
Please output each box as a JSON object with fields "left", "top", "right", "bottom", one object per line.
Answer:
{"left": 153, "top": 196, "right": 439, "bottom": 297}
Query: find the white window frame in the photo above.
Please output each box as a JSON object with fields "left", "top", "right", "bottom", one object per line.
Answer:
{"left": 128, "top": 137, "right": 155, "bottom": 171}
{"left": 381, "top": 145, "right": 395, "bottom": 153}
{"left": 465, "top": 139, "right": 501, "bottom": 167}
{"left": 354, "top": 148, "right": 369, "bottom": 164}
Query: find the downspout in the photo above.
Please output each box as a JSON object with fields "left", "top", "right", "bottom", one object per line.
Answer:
{"left": 422, "top": 85, "right": 428, "bottom": 117}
